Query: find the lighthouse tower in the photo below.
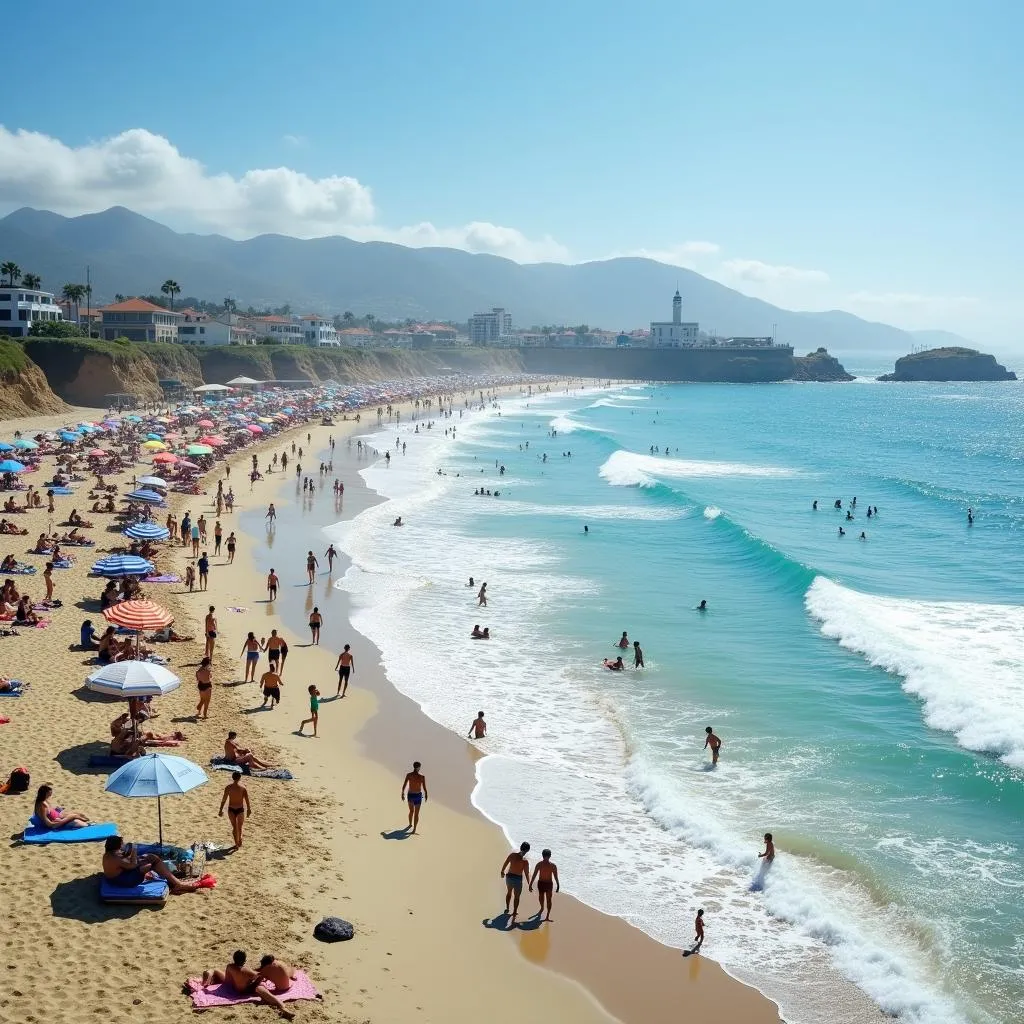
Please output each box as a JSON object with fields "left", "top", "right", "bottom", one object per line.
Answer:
{"left": 650, "top": 288, "right": 700, "bottom": 347}
{"left": 672, "top": 289, "right": 682, "bottom": 324}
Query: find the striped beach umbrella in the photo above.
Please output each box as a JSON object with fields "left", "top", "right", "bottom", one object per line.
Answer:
{"left": 91, "top": 555, "right": 156, "bottom": 577}
{"left": 124, "top": 489, "right": 165, "bottom": 504}
{"left": 103, "top": 599, "right": 172, "bottom": 633}
{"left": 86, "top": 661, "right": 180, "bottom": 698}
{"left": 123, "top": 522, "right": 171, "bottom": 541}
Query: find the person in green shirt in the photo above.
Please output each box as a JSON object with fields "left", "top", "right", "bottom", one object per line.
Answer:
{"left": 298, "top": 685, "right": 320, "bottom": 737}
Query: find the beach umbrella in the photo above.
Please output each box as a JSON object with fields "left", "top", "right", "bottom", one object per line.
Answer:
{"left": 186, "top": 444, "right": 213, "bottom": 456}
{"left": 13, "top": 438, "right": 38, "bottom": 450}
{"left": 92, "top": 554, "right": 156, "bottom": 577}
{"left": 0, "top": 459, "right": 26, "bottom": 473}
{"left": 246, "top": 424, "right": 263, "bottom": 433}
{"left": 142, "top": 440, "right": 167, "bottom": 450}
{"left": 105, "top": 753, "right": 207, "bottom": 850}
{"left": 86, "top": 662, "right": 180, "bottom": 698}
{"left": 258, "top": 417, "right": 274, "bottom": 424}
{"left": 152, "top": 452, "right": 178, "bottom": 464}
{"left": 176, "top": 460, "right": 200, "bottom": 471}
{"left": 89, "top": 448, "right": 107, "bottom": 458}
{"left": 103, "top": 599, "right": 172, "bottom": 630}
{"left": 196, "top": 419, "right": 215, "bottom": 428}
{"left": 196, "top": 435, "right": 225, "bottom": 446}
{"left": 123, "top": 522, "right": 170, "bottom": 541}
{"left": 59, "top": 431, "right": 82, "bottom": 443}
{"left": 137, "top": 476, "right": 167, "bottom": 489}
{"left": 146, "top": 432, "right": 164, "bottom": 441}
{"left": 124, "top": 489, "right": 165, "bottom": 503}
{"left": 0, "top": 442, "right": 13, "bottom": 452}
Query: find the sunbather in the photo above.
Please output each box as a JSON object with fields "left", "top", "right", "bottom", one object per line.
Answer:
{"left": 33, "top": 783, "right": 92, "bottom": 828}
{"left": 200, "top": 951, "right": 295, "bottom": 1020}
{"left": 102, "top": 835, "right": 210, "bottom": 894}
{"left": 225, "top": 732, "right": 274, "bottom": 770}
{"left": 0, "top": 677, "right": 20, "bottom": 692}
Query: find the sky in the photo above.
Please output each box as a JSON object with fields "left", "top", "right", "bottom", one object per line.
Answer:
{"left": 1, "top": 0, "right": 1021, "bottom": 344}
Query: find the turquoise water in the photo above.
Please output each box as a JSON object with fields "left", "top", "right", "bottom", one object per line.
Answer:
{"left": 331, "top": 381, "right": 1024, "bottom": 1024}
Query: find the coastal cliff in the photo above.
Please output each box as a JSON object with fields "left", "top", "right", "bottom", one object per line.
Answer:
{"left": 878, "top": 347, "right": 1017, "bottom": 382}
{"left": 0, "top": 340, "right": 67, "bottom": 417}
{"left": 791, "top": 348, "right": 854, "bottom": 381}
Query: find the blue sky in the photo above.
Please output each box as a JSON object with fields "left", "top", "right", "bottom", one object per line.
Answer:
{"left": 1, "top": 0, "right": 1021, "bottom": 343}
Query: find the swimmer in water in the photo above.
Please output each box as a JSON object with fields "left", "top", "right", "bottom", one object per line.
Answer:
{"left": 633, "top": 641, "right": 644, "bottom": 668}
{"left": 697, "top": 600, "right": 707, "bottom": 612}
{"left": 468, "top": 711, "right": 487, "bottom": 740}
{"left": 704, "top": 726, "right": 722, "bottom": 764}
{"left": 603, "top": 656, "right": 625, "bottom": 671}
{"left": 617, "top": 631, "right": 629, "bottom": 649}
{"left": 759, "top": 833, "right": 775, "bottom": 863}
{"left": 859, "top": 531, "right": 866, "bottom": 540}
{"left": 838, "top": 527, "right": 845, "bottom": 537}
{"left": 584, "top": 524, "right": 589, "bottom": 534}
{"left": 812, "top": 500, "right": 818, "bottom": 510}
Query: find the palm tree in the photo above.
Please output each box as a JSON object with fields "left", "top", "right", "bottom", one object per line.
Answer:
{"left": 22, "top": 273, "right": 42, "bottom": 290}
{"left": 223, "top": 297, "right": 237, "bottom": 314}
{"left": 342, "top": 311, "right": 354, "bottom": 323}
{"left": 61, "top": 283, "right": 86, "bottom": 322}
{"left": 160, "top": 279, "right": 181, "bottom": 311}
{"left": 0, "top": 262, "right": 21, "bottom": 287}
{"left": 114, "top": 293, "right": 126, "bottom": 303}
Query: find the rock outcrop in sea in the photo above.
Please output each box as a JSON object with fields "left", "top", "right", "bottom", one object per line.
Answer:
{"left": 878, "top": 347, "right": 1016, "bottom": 382}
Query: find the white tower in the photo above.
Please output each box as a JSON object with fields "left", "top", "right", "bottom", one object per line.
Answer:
{"left": 672, "top": 289, "right": 682, "bottom": 324}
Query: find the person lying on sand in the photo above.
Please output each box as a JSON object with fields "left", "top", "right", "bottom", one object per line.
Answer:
{"left": 225, "top": 732, "right": 274, "bottom": 770}
{"left": 147, "top": 626, "right": 193, "bottom": 642}
{"left": 34, "top": 783, "right": 92, "bottom": 828}
{"left": 103, "top": 835, "right": 212, "bottom": 895}
{"left": 200, "top": 951, "right": 295, "bottom": 1020}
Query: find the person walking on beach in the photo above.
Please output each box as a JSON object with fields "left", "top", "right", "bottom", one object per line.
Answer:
{"left": 298, "top": 685, "right": 320, "bottom": 737}
{"left": 197, "top": 550, "right": 210, "bottom": 591}
{"left": 204, "top": 605, "right": 217, "bottom": 658}
{"left": 402, "top": 762, "right": 427, "bottom": 834}
{"left": 500, "top": 841, "right": 531, "bottom": 922}
{"left": 218, "top": 772, "right": 251, "bottom": 849}
{"left": 195, "top": 657, "right": 213, "bottom": 720}
{"left": 197, "top": 514, "right": 207, "bottom": 543}
{"left": 266, "top": 568, "right": 279, "bottom": 601}
{"left": 335, "top": 644, "right": 354, "bottom": 696}
{"left": 633, "top": 640, "right": 644, "bottom": 668}
{"left": 468, "top": 711, "right": 487, "bottom": 739}
{"left": 226, "top": 531, "right": 236, "bottom": 564}
{"left": 259, "top": 665, "right": 283, "bottom": 709}
{"left": 266, "top": 503, "right": 276, "bottom": 526}
{"left": 704, "top": 726, "right": 722, "bottom": 765}
{"left": 529, "top": 848, "right": 559, "bottom": 922}
{"left": 191, "top": 521, "right": 201, "bottom": 558}
{"left": 693, "top": 908, "right": 705, "bottom": 951}
{"left": 241, "top": 632, "right": 261, "bottom": 683}
{"left": 477, "top": 581, "right": 487, "bottom": 607}
{"left": 325, "top": 544, "right": 337, "bottom": 572}
{"left": 264, "top": 630, "right": 287, "bottom": 674}
{"left": 305, "top": 550, "right": 319, "bottom": 584}
{"left": 213, "top": 520, "right": 223, "bottom": 556}
{"left": 308, "top": 607, "right": 322, "bottom": 645}
{"left": 185, "top": 563, "right": 196, "bottom": 592}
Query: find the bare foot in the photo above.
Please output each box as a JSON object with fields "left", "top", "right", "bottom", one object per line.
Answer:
{"left": 201, "top": 970, "right": 211, "bottom": 986}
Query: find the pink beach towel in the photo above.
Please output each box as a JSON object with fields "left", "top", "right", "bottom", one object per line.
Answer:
{"left": 186, "top": 970, "right": 321, "bottom": 1009}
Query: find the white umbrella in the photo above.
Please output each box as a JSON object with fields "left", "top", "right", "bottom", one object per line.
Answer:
{"left": 137, "top": 475, "right": 168, "bottom": 489}
{"left": 86, "top": 662, "right": 181, "bottom": 698}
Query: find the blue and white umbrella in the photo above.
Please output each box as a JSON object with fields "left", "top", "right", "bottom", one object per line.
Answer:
{"left": 123, "top": 522, "right": 170, "bottom": 541}
{"left": 105, "top": 753, "right": 207, "bottom": 849}
{"left": 86, "top": 661, "right": 180, "bottom": 698}
{"left": 124, "top": 489, "right": 165, "bottom": 504}
{"left": 137, "top": 476, "right": 167, "bottom": 489}
{"left": 91, "top": 554, "right": 155, "bottom": 577}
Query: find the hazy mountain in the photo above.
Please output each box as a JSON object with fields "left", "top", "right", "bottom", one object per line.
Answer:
{"left": 0, "top": 206, "right": 970, "bottom": 357}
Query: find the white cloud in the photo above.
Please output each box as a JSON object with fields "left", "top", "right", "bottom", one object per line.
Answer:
{"left": 0, "top": 125, "right": 563, "bottom": 262}
{"left": 847, "top": 291, "right": 977, "bottom": 310}
{"left": 623, "top": 240, "right": 721, "bottom": 268}
{"left": 281, "top": 134, "right": 307, "bottom": 148}
{"left": 718, "top": 258, "right": 830, "bottom": 285}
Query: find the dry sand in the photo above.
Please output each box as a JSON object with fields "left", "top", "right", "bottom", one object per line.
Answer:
{"left": 0, "top": 391, "right": 782, "bottom": 1024}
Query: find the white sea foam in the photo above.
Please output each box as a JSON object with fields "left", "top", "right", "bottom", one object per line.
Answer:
{"left": 704, "top": 505, "right": 723, "bottom": 520}
{"left": 480, "top": 501, "right": 690, "bottom": 522}
{"left": 587, "top": 395, "right": 652, "bottom": 408}
{"left": 805, "top": 577, "right": 1024, "bottom": 767}
{"left": 599, "top": 450, "right": 797, "bottom": 488}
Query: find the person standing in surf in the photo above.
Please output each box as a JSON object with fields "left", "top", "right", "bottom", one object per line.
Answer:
{"left": 704, "top": 726, "right": 722, "bottom": 764}
{"left": 759, "top": 833, "right": 775, "bottom": 863}
{"left": 633, "top": 640, "right": 644, "bottom": 668}
{"left": 305, "top": 550, "right": 319, "bottom": 584}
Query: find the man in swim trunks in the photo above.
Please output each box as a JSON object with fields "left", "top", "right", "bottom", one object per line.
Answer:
{"left": 633, "top": 640, "right": 644, "bottom": 668}
{"left": 102, "top": 835, "right": 204, "bottom": 895}
{"left": 529, "top": 848, "right": 559, "bottom": 922}
{"left": 266, "top": 569, "right": 279, "bottom": 601}
{"left": 500, "top": 841, "right": 531, "bottom": 922}
{"left": 225, "top": 732, "right": 274, "bottom": 770}
{"left": 265, "top": 630, "right": 286, "bottom": 674}
{"left": 335, "top": 644, "right": 354, "bottom": 696}
{"left": 468, "top": 711, "right": 487, "bottom": 739}
{"left": 704, "top": 726, "right": 722, "bottom": 764}
{"left": 204, "top": 606, "right": 217, "bottom": 659}
{"left": 256, "top": 955, "right": 298, "bottom": 997}
{"left": 218, "top": 771, "right": 251, "bottom": 848}
{"left": 200, "top": 951, "right": 294, "bottom": 1021}
{"left": 259, "top": 666, "right": 283, "bottom": 709}
{"left": 401, "top": 761, "right": 427, "bottom": 833}
{"left": 325, "top": 544, "right": 337, "bottom": 572}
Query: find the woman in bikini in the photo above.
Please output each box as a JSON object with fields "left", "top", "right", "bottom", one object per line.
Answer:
{"left": 218, "top": 771, "right": 251, "bottom": 849}
{"left": 195, "top": 657, "right": 213, "bottom": 720}
{"left": 240, "top": 632, "right": 261, "bottom": 683}
{"left": 226, "top": 532, "right": 236, "bottom": 564}
{"left": 34, "top": 784, "right": 92, "bottom": 829}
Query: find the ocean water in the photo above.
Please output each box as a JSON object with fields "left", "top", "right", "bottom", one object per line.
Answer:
{"left": 327, "top": 381, "right": 1024, "bottom": 1024}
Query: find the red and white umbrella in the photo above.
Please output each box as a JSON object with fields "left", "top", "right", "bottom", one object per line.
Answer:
{"left": 103, "top": 600, "right": 173, "bottom": 631}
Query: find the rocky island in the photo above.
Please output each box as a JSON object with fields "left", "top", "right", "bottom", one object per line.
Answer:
{"left": 791, "top": 348, "right": 855, "bottom": 382}
{"left": 878, "top": 347, "right": 1017, "bottom": 382}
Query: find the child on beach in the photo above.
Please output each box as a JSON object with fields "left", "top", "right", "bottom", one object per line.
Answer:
{"left": 185, "top": 563, "right": 196, "bottom": 592}
{"left": 298, "top": 685, "right": 320, "bottom": 737}
{"left": 529, "top": 848, "right": 560, "bottom": 922}
{"left": 759, "top": 833, "right": 775, "bottom": 863}
{"left": 468, "top": 711, "right": 487, "bottom": 739}
{"left": 694, "top": 908, "right": 705, "bottom": 950}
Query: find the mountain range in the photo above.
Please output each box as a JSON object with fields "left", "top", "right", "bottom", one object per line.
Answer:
{"left": 0, "top": 206, "right": 968, "bottom": 358}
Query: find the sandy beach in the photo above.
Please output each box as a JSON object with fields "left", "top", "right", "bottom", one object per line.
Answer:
{"left": 0, "top": 387, "right": 781, "bottom": 1024}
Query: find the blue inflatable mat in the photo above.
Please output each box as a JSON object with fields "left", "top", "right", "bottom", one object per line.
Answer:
{"left": 23, "top": 815, "right": 117, "bottom": 844}
{"left": 99, "top": 876, "right": 168, "bottom": 904}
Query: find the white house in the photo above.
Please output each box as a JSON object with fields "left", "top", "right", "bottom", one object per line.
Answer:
{"left": 301, "top": 315, "right": 339, "bottom": 347}
{"left": 241, "top": 315, "right": 305, "bottom": 345}
{"left": 649, "top": 290, "right": 700, "bottom": 347}
{"left": 0, "top": 285, "right": 64, "bottom": 337}
{"left": 337, "top": 327, "right": 376, "bottom": 347}
{"left": 177, "top": 314, "right": 255, "bottom": 346}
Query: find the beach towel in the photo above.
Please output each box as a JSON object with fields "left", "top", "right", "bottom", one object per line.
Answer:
{"left": 50, "top": 486, "right": 74, "bottom": 495}
{"left": 52, "top": 559, "right": 73, "bottom": 569}
{"left": 226, "top": 607, "right": 248, "bottom": 613}
{"left": 186, "top": 970, "right": 321, "bottom": 1009}
{"left": 142, "top": 574, "right": 181, "bottom": 584}
{"left": 7, "top": 566, "right": 36, "bottom": 575}
{"left": 0, "top": 681, "right": 25, "bottom": 697}
{"left": 23, "top": 815, "right": 117, "bottom": 844}
{"left": 99, "top": 875, "right": 168, "bottom": 905}
{"left": 210, "top": 758, "right": 294, "bottom": 780}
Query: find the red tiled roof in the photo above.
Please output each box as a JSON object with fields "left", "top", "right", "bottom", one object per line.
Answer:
{"left": 251, "top": 315, "right": 298, "bottom": 325}
{"left": 101, "top": 298, "right": 182, "bottom": 315}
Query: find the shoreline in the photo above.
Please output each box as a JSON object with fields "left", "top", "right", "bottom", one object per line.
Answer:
{"left": 225, "top": 392, "right": 782, "bottom": 1022}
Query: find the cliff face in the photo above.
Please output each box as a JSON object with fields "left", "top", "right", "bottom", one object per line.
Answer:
{"left": 791, "top": 348, "right": 855, "bottom": 381}
{"left": 878, "top": 347, "right": 1017, "bottom": 382}
{"left": 0, "top": 341, "right": 67, "bottom": 417}
{"left": 23, "top": 338, "right": 164, "bottom": 404}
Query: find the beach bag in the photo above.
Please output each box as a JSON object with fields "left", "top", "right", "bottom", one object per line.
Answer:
{"left": 2, "top": 767, "right": 30, "bottom": 794}
{"left": 313, "top": 917, "right": 354, "bottom": 942}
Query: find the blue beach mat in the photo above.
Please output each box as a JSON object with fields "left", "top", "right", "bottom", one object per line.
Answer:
{"left": 23, "top": 815, "right": 117, "bottom": 844}
{"left": 99, "top": 876, "right": 168, "bottom": 904}
{"left": 0, "top": 681, "right": 25, "bottom": 698}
